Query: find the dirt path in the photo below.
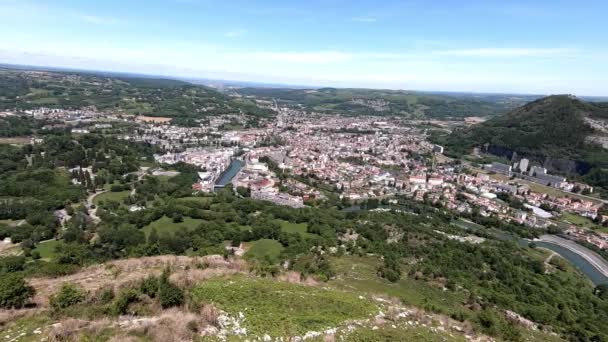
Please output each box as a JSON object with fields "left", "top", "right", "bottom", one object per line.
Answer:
{"left": 86, "top": 190, "right": 107, "bottom": 223}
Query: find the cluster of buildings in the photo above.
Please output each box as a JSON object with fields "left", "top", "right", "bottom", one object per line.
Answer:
{"left": 232, "top": 155, "right": 304, "bottom": 208}
{"left": 18, "top": 103, "right": 608, "bottom": 249}
{"left": 488, "top": 159, "right": 594, "bottom": 193}
{"left": 259, "top": 112, "right": 436, "bottom": 200}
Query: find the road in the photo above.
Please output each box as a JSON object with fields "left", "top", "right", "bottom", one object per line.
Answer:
{"left": 537, "top": 235, "right": 608, "bottom": 278}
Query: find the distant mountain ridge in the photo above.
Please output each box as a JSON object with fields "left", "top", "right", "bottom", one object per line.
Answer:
{"left": 234, "top": 87, "right": 538, "bottom": 119}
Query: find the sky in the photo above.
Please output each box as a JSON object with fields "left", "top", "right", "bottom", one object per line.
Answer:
{"left": 1, "top": 0, "right": 607, "bottom": 95}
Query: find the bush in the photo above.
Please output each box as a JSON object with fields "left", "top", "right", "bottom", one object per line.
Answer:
{"left": 139, "top": 275, "right": 160, "bottom": 298}
{"left": 111, "top": 289, "right": 140, "bottom": 316}
{"left": 155, "top": 268, "right": 184, "bottom": 308}
{"left": 110, "top": 184, "right": 125, "bottom": 192}
{"left": 50, "top": 283, "right": 85, "bottom": 310}
{"left": 158, "top": 279, "right": 184, "bottom": 308}
{"left": 97, "top": 286, "right": 115, "bottom": 304}
{"left": 0, "top": 274, "right": 35, "bottom": 308}
{"left": 0, "top": 256, "right": 26, "bottom": 274}
{"left": 25, "top": 261, "right": 80, "bottom": 278}
{"left": 172, "top": 212, "right": 183, "bottom": 223}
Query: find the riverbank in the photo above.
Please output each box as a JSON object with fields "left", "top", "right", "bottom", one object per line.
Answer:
{"left": 535, "top": 235, "right": 608, "bottom": 284}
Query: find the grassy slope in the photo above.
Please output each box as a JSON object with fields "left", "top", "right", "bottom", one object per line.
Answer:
{"left": 191, "top": 276, "right": 377, "bottom": 337}
{"left": 32, "top": 239, "right": 61, "bottom": 260}
{"left": 93, "top": 190, "right": 130, "bottom": 206}
{"left": 277, "top": 219, "right": 315, "bottom": 238}
{"left": 244, "top": 239, "right": 284, "bottom": 263}
{"left": 330, "top": 256, "right": 466, "bottom": 316}
{"left": 141, "top": 215, "right": 204, "bottom": 237}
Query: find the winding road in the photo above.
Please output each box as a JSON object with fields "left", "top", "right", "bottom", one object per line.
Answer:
{"left": 86, "top": 190, "right": 108, "bottom": 223}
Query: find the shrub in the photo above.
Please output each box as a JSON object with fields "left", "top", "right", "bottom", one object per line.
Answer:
{"left": 50, "top": 283, "right": 85, "bottom": 310}
{"left": 0, "top": 256, "right": 26, "bottom": 274}
{"left": 158, "top": 279, "right": 184, "bottom": 308}
{"left": 111, "top": 289, "right": 140, "bottom": 316}
{"left": 110, "top": 185, "right": 125, "bottom": 192}
{"left": 172, "top": 212, "right": 183, "bottom": 223}
{"left": 31, "top": 250, "right": 41, "bottom": 260}
{"left": 25, "top": 261, "right": 80, "bottom": 278}
{"left": 139, "top": 275, "right": 160, "bottom": 298}
{"left": 97, "top": 286, "right": 115, "bottom": 304}
{"left": 155, "top": 268, "right": 184, "bottom": 308}
{"left": 0, "top": 274, "right": 35, "bottom": 308}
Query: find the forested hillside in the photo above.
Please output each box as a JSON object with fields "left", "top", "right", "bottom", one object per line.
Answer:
{"left": 235, "top": 87, "right": 536, "bottom": 119}
{"left": 435, "top": 95, "right": 608, "bottom": 191}
{"left": 0, "top": 68, "right": 274, "bottom": 119}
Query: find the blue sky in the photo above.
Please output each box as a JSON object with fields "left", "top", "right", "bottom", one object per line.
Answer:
{"left": 0, "top": 0, "right": 607, "bottom": 95}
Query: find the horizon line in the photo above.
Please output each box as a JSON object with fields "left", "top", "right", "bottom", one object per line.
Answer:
{"left": 1, "top": 62, "right": 607, "bottom": 99}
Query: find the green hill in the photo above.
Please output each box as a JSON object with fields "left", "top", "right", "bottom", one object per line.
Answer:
{"left": 235, "top": 87, "right": 534, "bottom": 119}
{"left": 0, "top": 68, "right": 274, "bottom": 119}
{"left": 436, "top": 95, "right": 608, "bottom": 190}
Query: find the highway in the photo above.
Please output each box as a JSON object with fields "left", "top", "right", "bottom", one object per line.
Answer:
{"left": 537, "top": 235, "right": 608, "bottom": 278}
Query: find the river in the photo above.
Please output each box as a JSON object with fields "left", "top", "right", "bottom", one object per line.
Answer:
{"left": 214, "top": 159, "right": 243, "bottom": 189}
{"left": 530, "top": 239, "right": 608, "bottom": 285}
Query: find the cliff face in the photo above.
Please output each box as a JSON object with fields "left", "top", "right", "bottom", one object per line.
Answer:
{"left": 484, "top": 144, "right": 591, "bottom": 175}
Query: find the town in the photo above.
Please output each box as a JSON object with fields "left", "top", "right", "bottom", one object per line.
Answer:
{"left": 9, "top": 103, "right": 608, "bottom": 252}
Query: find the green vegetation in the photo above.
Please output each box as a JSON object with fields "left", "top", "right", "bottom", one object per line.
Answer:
{"left": 277, "top": 219, "right": 314, "bottom": 237}
{"left": 191, "top": 276, "right": 376, "bottom": 337}
{"left": 32, "top": 239, "right": 61, "bottom": 260}
{"left": 435, "top": 95, "right": 608, "bottom": 194}
{"left": 0, "top": 314, "right": 51, "bottom": 342}
{"left": 0, "top": 68, "right": 274, "bottom": 120}
{"left": 93, "top": 190, "right": 131, "bottom": 206}
{"left": 0, "top": 273, "right": 35, "bottom": 308}
{"left": 141, "top": 215, "right": 204, "bottom": 237}
{"left": 244, "top": 239, "right": 284, "bottom": 263}
{"left": 50, "top": 283, "right": 85, "bottom": 310}
{"left": 331, "top": 256, "right": 466, "bottom": 316}
{"left": 332, "top": 325, "right": 466, "bottom": 342}
{"left": 236, "top": 87, "right": 534, "bottom": 119}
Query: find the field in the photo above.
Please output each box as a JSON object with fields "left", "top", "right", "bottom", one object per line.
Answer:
{"left": 142, "top": 216, "right": 204, "bottom": 237}
{"left": 190, "top": 276, "right": 377, "bottom": 337}
{"left": 277, "top": 220, "right": 315, "bottom": 238}
{"left": 33, "top": 239, "right": 61, "bottom": 260}
{"left": 244, "top": 239, "right": 284, "bottom": 263}
{"left": 93, "top": 190, "right": 131, "bottom": 206}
